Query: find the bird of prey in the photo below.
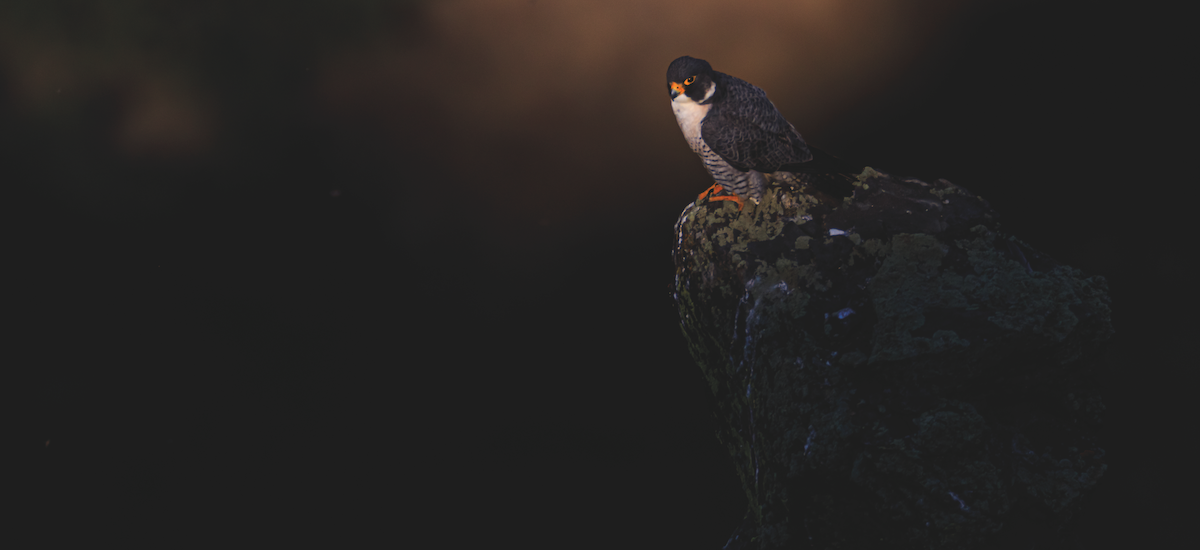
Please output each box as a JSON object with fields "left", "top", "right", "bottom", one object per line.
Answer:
{"left": 667, "top": 55, "right": 853, "bottom": 210}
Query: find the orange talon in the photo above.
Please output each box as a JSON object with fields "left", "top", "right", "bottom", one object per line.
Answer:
{"left": 707, "top": 195, "right": 745, "bottom": 211}
{"left": 696, "top": 183, "right": 745, "bottom": 211}
{"left": 697, "top": 183, "right": 724, "bottom": 202}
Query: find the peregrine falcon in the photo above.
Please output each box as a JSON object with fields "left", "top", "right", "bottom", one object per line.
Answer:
{"left": 667, "top": 55, "right": 851, "bottom": 210}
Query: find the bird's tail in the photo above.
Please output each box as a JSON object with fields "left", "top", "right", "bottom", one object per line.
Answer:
{"left": 777, "top": 146, "right": 865, "bottom": 199}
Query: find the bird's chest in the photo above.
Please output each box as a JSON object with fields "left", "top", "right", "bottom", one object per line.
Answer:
{"left": 672, "top": 100, "right": 711, "bottom": 155}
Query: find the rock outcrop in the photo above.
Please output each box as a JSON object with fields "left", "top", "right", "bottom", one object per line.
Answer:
{"left": 672, "top": 168, "right": 1113, "bottom": 549}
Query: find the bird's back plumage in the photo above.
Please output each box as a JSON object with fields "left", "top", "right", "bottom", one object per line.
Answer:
{"left": 701, "top": 71, "right": 812, "bottom": 174}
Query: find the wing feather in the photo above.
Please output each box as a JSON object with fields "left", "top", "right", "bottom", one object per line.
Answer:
{"left": 701, "top": 72, "right": 812, "bottom": 173}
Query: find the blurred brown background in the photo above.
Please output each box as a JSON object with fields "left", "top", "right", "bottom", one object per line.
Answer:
{"left": 6, "top": 0, "right": 1190, "bottom": 546}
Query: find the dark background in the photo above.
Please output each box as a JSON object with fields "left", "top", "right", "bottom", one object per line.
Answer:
{"left": 6, "top": 0, "right": 1191, "bottom": 546}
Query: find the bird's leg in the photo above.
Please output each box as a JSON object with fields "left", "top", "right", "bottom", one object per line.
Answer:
{"left": 697, "top": 183, "right": 745, "bottom": 211}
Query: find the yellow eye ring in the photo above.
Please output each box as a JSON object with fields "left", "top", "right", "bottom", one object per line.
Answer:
{"left": 683, "top": 76, "right": 696, "bottom": 86}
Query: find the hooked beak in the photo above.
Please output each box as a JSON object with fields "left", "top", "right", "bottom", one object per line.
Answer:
{"left": 670, "top": 81, "right": 685, "bottom": 99}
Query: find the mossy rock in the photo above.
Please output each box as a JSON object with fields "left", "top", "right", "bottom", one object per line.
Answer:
{"left": 673, "top": 169, "right": 1113, "bottom": 549}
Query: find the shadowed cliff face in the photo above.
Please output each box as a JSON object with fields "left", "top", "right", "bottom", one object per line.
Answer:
{"left": 673, "top": 170, "right": 1113, "bottom": 548}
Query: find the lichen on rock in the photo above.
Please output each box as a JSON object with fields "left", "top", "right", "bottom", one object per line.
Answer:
{"left": 673, "top": 169, "right": 1113, "bottom": 549}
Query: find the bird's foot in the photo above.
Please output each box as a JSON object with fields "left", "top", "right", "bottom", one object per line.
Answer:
{"left": 696, "top": 183, "right": 724, "bottom": 201}
{"left": 697, "top": 183, "right": 745, "bottom": 211}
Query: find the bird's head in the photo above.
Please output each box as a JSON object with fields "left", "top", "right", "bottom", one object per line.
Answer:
{"left": 667, "top": 56, "right": 716, "bottom": 104}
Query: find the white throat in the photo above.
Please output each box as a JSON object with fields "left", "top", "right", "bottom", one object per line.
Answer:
{"left": 671, "top": 82, "right": 715, "bottom": 153}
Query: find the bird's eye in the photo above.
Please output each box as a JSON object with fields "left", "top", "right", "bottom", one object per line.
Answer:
{"left": 683, "top": 76, "right": 696, "bottom": 86}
